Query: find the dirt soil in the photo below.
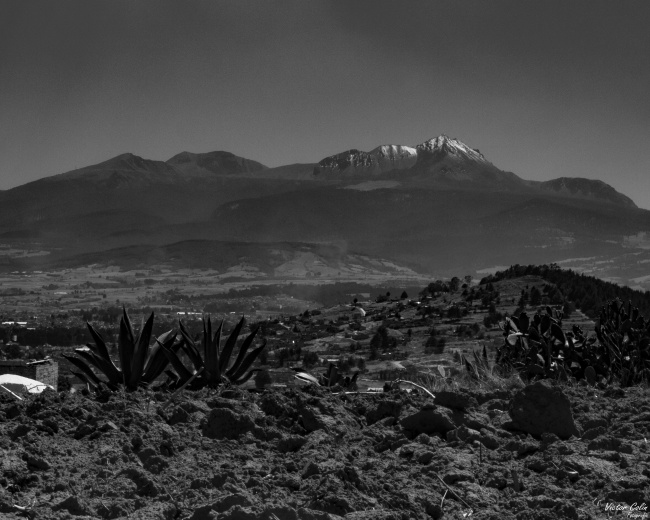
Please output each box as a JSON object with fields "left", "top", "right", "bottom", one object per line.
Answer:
{"left": 0, "top": 381, "right": 649, "bottom": 520}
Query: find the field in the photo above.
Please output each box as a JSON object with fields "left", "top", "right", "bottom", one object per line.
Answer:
{"left": 0, "top": 368, "right": 648, "bottom": 519}
{"left": 1, "top": 269, "right": 649, "bottom": 519}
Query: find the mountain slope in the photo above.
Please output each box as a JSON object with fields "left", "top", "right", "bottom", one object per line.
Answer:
{"left": 0, "top": 134, "right": 644, "bottom": 282}
{"left": 536, "top": 177, "right": 637, "bottom": 208}
{"left": 166, "top": 151, "right": 268, "bottom": 177}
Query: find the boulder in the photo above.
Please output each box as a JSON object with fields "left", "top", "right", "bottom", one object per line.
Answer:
{"left": 434, "top": 390, "right": 478, "bottom": 410}
{"left": 507, "top": 380, "right": 580, "bottom": 440}
{"left": 400, "top": 405, "right": 455, "bottom": 435}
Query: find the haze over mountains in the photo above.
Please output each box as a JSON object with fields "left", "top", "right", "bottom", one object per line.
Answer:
{"left": 1, "top": 134, "right": 648, "bottom": 288}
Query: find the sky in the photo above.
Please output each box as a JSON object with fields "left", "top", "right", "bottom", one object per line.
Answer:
{"left": 1, "top": 1, "right": 650, "bottom": 207}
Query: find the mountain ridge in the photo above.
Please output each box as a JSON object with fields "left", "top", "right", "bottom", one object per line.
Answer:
{"left": 4, "top": 134, "right": 635, "bottom": 209}
{"left": 0, "top": 133, "right": 647, "bottom": 286}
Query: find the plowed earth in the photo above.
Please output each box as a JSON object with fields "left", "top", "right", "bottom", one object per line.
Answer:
{"left": 0, "top": 381, "right": 649, "bottom": 520}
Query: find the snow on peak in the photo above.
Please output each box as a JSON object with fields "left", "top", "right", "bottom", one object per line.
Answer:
{"left": 416, "top": 135, "right": 488, "bottom": 163}
{"left": 369, "top": 144, "right": 418, "bottom": 160}
{"left": 316, "top": 144, "right": 418, "bottom": 175}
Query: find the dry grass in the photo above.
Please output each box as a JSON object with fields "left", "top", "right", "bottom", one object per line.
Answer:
{"left": 416, "top": 365, "right": 526, "bottom": 394}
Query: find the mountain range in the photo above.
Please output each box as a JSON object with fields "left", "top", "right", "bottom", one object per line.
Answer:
{"left": 0, "top": 134, "right": 647, "bottom": 286}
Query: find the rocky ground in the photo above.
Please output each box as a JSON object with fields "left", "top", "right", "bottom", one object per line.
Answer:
{"left": 0, "top": 379, "right": 649, "bottom": 520}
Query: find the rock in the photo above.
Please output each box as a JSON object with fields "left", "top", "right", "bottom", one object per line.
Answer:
{"left": 190, "top": 494, "right": 254, "bottom": 520}
{"left": 400, "top": 406, "right": 455, "bottom": 435}
{"left": 277, "top": 435, "right": 307, "bottom": 453}
{"left": 302, "top": 461, "right": 320, "bottom": 478}
{"left": 42, "top": 418, "right": 60, "bottom": 433}
{"left": 191, "top": 478, "right": 211, "bottom": 489}
{"left": 587, "top": 435, "right": 621, "bottom": 452}
{"left": 127, "top": 502, "right": 178, "bottom": 520}
{"left": 446, "top": 425, "right": 481, "bottom": 443}
{"left": 581, "top": 416, "right": 608, "bottom": 430}
{"left": 299, "top": 404, "right": 337, "bottom": 432}
{"left": 365, "top": 399, "right": 402, "bottom": 425}
{"left": 52, "top": 495, "right": 90, "bottom": 516}
{"left": 442, "top": 469, "right": 475, "bottom": 484}
{"left": 73, "top": 423, "right": 96, "bottom": 440}
{"left": 581, "top": 426, "right": 607, "bottom": 440}
{"left": 219, "top": 505, "right": 259, "bottom": 520}
{"left": 485, "top": 476, "right": 508, "bottom": 490}
{"left": 508, "top": 380, "right": 580, "bottom": 439}
{"left": 202, "top": 408, "right": 256, "bottom": 439}
{"left": 5, "top": 403, "right": 22, "bottom": 419}
{"left": 214, "top": 494, "right": 254, "bottom": 513}
{"left": 119, "top": 467, "right": 160, "bottom": 497}
{"left": 11, "top": 424, "right": 32, "bottom": 440}
{"left": 424, "top": 501, "right": 444, "bottom": 520}
{"left": 479, "top": 433, "right": 500, "bottom": 450}
{"left": 24, "top": 453, "right": 50, "bottom": 471}
{"left": 539, "top": 432, "right": 560, "bottom": 447}
{"left": 297, "top": 508, "right": 345, "bottom": 520}
{"left": 483, "top": 398, "right": 509, "bottom": 411}
{"left": 168, "top": 406, "right": 191, "bottom": 425}
{"left": 435, "top": 390, "right": 478, "bottom": 410}
{"left": 504, "top": 438, "right": 538, "bottom": 456}
{"left": 415, "top": 449, "right": 435, "bottom": 464}
{"left": 264, "top": 504, "right": 299, "bottom": 520}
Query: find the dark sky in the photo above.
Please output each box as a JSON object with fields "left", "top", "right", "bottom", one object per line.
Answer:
{"left": 2, "top": 1, "right": 650, "bottom": 207}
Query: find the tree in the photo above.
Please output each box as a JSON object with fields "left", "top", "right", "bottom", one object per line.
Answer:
{"left": 449, "top": 277, "right": 461, "bottom": 292}
{"left": 5, "top": 343, "right": 22, "bottom": 359}
{"left": 400, "top": 291, "right": 408, "bottom": 300}
{"left": 530, "top": 286, "right": 542, "bottom": 306}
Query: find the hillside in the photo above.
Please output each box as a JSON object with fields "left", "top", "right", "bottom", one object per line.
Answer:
{"left": 480, "top": 264, "right": 650, "bottom": 318}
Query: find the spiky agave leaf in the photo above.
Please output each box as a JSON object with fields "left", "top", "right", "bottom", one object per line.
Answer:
{"left": 128, "top": 312, "right": 155, "bottom": 389}
{"left": 229, "top": 369, "right": 259, "bottom": 386}
{"left": 73, "top": 348, "right": 120, "bottom": 388}
{"left": 84, "top": 322, "right": 122, "bottom": 383}
{"left": 225, "top": 326, "right": 259, "bottom": 379}
{"left": 218, "top": 316, "right": 245, "bottom": 374}
{"left": 178, "top": 320, "right": 204, "bottom": 373}
{"left": 85, "top": 322, "right": 114, "bottom": 364}
{"left": 70, "top": 371, "right": 98, "bottom": 390}
{"left": 227, "top": 341, "right": 266, "bottom": 383}
{"left": 62, "top": 354, "right": 103, "bottom": 387}
{"left": 158, "top": 338, "right": 195, "bottom": 384}
{"left": 141, "top": 329, "right": 177, "bottom": 384}
{"left": 118, "top": 308, "right": 136, "bottom": 386}
{"left": 204, "top": 318, "right": 223, "bottom": 386}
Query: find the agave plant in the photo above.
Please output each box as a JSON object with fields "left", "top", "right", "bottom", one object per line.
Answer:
{"left": 160, "top": 315, "right": 265, "bottom": 389}
{"left": 64, "top": 308, "right": 178, "bottom": 391}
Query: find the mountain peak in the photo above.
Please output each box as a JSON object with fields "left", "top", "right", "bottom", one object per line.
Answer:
{"left": 416, "top": 135, "right": 489, "bottom": 163}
